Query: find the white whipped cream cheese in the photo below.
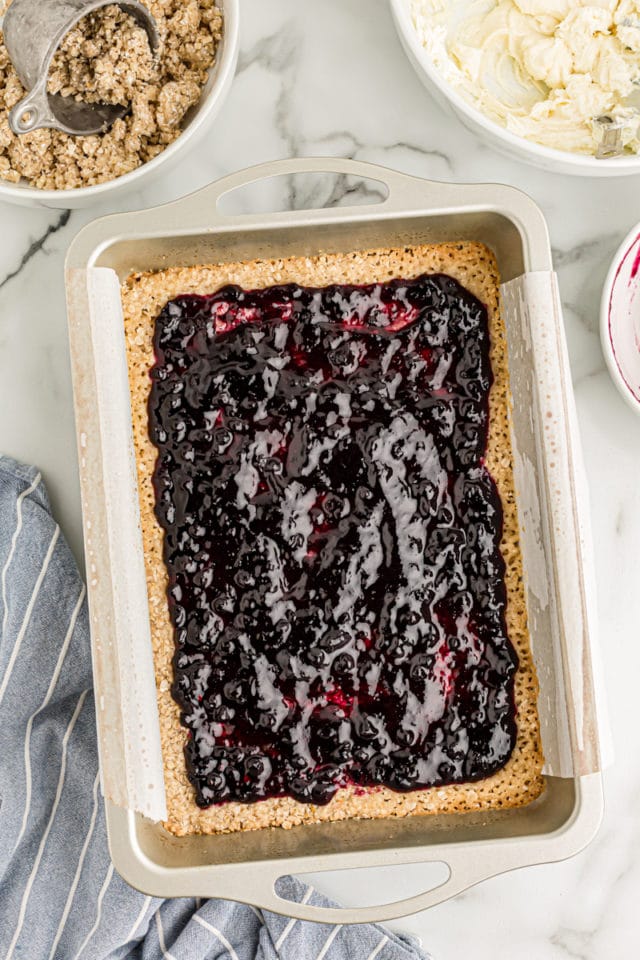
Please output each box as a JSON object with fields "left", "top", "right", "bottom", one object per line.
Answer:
{"left": 411, "top": 0, "right": 640, "bottom": 154}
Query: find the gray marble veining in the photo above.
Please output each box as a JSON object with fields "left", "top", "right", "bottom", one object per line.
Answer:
{"left": 1, "top": 1, "right": 639, "bottom": 955}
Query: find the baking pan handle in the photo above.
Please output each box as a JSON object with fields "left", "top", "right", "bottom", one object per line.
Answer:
{"left": 124, "top": 157, "right": 496, "bottom": 234}
{"left": 219, "top": 850, "right": 520, "bottom": 924}
{"left": 147, "top": 157, "right": 467, "bottom": 225}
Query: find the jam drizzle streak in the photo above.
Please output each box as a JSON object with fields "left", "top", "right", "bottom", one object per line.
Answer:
{"left": 149, "top": 274, "right": 518, "bottom": 808}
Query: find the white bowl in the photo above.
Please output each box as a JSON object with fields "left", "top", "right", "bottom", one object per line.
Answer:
{"left": 601, "top": 222, "right": 640, "bottom": 414}
{"left": 390, "top": 0, "right": 640, "bottom": 178}
{"left": 0, "top": 0, "right": 239, "bottom": 208}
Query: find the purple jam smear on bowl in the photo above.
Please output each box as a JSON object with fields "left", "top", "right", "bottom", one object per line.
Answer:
{"left": 149, "top": 273, "right": 518, "bottom": 808}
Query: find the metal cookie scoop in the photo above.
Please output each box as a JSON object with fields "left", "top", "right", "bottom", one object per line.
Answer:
{"left": 594, "top": 115, "right": 630, "bottom": 160}
{"left": 594, "top": 90, "right": 640, "bottom": 160}
{"left": 594, "top": 17, "right": 640, "bottom": 160}
{"left": 3, "top": 0, "right": 159, "bottom": 137}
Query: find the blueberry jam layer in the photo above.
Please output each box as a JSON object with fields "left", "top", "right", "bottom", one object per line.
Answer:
{"left": 149, "top": 273, "right": 518, "bottom": 808}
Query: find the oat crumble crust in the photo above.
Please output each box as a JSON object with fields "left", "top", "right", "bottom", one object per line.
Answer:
{"left": 0, "top": 0, "right": 222, "bottom": 189}
{"left": 122, "top": 242, "right": 545, "bottom": 836}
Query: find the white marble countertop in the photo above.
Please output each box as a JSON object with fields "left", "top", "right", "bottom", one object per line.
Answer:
{"left": 1, "top": 1, "right": 639, "bottom": 956}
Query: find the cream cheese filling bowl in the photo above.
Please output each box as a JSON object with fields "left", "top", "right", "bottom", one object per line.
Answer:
{"left": 0, "top": 0, "right": 239, "bottom": 209}
{"left": 390, "top": 0, "right": 640, "bottom": 176}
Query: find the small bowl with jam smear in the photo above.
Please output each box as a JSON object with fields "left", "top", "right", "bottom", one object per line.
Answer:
{"left": 601, "top": 222, "right": 640, "bottom": 415}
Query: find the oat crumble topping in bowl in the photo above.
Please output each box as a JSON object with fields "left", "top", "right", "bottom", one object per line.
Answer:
{"left": 0, "top": 0, "right": 223, "bottom": 190}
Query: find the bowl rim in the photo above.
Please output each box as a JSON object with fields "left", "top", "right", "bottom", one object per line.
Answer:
{"left": 600, "top": 220, "right": 640, "bottom": 415}
{"left": 389, "top": 0, "right": 640, "bottom": 172}
{"left": 0, "top": 0, "right": 240, "bottom": 202}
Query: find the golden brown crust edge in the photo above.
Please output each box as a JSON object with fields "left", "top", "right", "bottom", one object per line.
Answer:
{"left": 121, "top": 242, "right": 544, "bottom": 836}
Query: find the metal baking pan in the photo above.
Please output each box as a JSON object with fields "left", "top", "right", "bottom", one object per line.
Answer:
{"left": 65, "top": 158, "right": 604, "bottom": 924}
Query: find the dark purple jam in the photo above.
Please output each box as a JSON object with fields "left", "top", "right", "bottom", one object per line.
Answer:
{"left": 149, "top": 273, "right": 518, "bottom": 808}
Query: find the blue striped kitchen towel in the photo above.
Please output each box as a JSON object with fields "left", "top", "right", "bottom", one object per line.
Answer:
{"left": 0, "top": 455, "right": 430, "bottom": 960}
